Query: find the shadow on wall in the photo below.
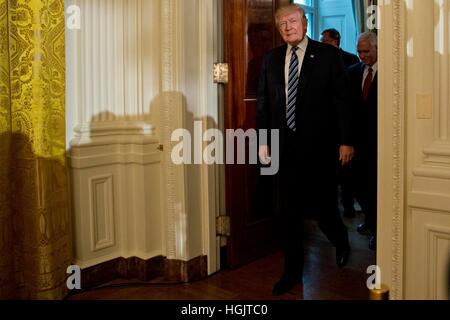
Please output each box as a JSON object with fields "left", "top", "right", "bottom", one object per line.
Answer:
{"left": 66, "top": 91, "right": 223, "bottom": 285}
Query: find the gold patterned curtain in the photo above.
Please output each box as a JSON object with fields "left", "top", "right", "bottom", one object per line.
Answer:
{"left": 0, "top": 0, "right": 72, "bottom": 299}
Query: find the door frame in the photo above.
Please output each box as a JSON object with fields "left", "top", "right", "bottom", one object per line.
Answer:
{"left": 199, "top": 0, "right": 223, "bottom": 275}
{"left": 377, "top": 0, "right": 406, "bottom": 300}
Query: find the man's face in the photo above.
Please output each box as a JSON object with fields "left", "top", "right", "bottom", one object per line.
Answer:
{"left": 320, "top": 32, "right": 339, "bottom": 48}
{"left": 278, "top": 11, "right": 307, "bottom": 46}
{"left": 357, "top": 38, "right": 377, "bottom": 66}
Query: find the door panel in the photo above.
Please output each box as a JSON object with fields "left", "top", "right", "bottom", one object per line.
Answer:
{"left": 224, "top": 0, "right": 289, "bottom": 268}
{"left": 318, "top": 0, "right": 357, "bottom": 54}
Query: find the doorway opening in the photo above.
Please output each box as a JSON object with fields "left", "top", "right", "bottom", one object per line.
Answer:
{"left": 221, "top": 0, "right": 377, "bottom": 295}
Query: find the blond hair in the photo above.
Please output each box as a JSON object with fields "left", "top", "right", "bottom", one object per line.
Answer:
{"left": 274, "top": 4, "right": 306, "bottom": 26}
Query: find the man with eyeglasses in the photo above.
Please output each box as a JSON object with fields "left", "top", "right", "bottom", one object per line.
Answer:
{"left": 257, "top": 3, "right": 354, "bottom": 296}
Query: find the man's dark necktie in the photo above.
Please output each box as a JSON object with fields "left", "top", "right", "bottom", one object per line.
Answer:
{"left": 287, "top": 47, "right": 299, "bottom": 131}
{"left": 362, "top": 67, "right": 373, "bottom": 101}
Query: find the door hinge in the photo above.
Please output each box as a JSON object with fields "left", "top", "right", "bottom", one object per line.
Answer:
{"left": 216, "top": 215, "right": 230, "bottom": 236}
{"left": 213, "top": 63, "right": 229, "bottom": 84}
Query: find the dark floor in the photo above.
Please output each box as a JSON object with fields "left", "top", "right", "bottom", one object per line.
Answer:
{"left": 68, "top": 211, "right": 375, "bottom": 300}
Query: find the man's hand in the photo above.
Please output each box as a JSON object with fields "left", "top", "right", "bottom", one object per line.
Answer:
{"left": 259, "top": 145, "right": 271, "bottom": 165}
{"left": 339, "top": 145, "right": 354, "bottom": 166}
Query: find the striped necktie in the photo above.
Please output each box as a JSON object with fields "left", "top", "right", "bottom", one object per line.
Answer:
{"left": 287, "top": 46, "right": 299, "bottom": 131}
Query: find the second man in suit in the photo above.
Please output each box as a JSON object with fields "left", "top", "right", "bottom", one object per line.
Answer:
{"left": 320, "top": 28, "right": 360, "bottom": 68}
{"left": 320, "top": 28, "right": 360, "bottom": 219}
{"left": 346, "top": 32, "right": 378, "bottom": 251}
{"left": 257, "top": 4, "right": 354, "bottom": 295}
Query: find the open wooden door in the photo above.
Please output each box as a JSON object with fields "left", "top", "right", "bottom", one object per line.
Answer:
{"left": 224, "top": 0, "right": 289, "bottom": 268}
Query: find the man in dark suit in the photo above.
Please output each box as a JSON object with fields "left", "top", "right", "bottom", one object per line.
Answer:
{"left": 346, "top": 32, "right": 378, "bottom": 251}
{"left": 320, "top": 28, "right": 360, "bottom": 218}
{"left": 320, "top": 28, "right": 360, "bottom": 68}
{"left": 256, "top": 4, "right": 354, "bottom": 295}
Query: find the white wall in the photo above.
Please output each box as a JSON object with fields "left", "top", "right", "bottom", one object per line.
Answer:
{"left": 66, "top": 0, "right": 220, "bottom": 274}
{"left": 378, "top": 0, "right": 450, "bottom": 300}
{"left": 66, "top": 0, "right": 161, "bottom": 144}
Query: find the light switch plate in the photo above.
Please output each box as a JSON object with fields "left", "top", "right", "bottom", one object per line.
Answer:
{"left": 416, "top": 93, "right": 433, "bottom": 119}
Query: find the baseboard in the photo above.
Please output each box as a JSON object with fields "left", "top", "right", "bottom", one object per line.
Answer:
{"left": 81, "top": 255, "right": 207, "bottom": 289}
{"left": 164, "top": 255, "right": 208, "bottom": 282}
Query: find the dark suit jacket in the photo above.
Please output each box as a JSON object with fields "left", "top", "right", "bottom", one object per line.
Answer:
{"left": 346, "top": 62, "right": 377, "bottom": 182}
{"left": 340, "top": 49, "right": 360, "bottom": 69}
{"left": 256, "top": 38, "right": 353, "bottom": 174}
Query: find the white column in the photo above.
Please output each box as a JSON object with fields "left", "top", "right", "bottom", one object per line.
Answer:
{"left": 159, "top": 0, "right": 186, "bottom": 260}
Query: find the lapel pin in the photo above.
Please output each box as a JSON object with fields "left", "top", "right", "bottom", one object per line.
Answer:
{"left": 310, "top": 54, "right": 315, "bottom": 58}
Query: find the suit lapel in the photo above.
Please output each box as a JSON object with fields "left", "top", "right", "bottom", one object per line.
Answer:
{"left": 274, "top": 45, "right": 287, "bottom": 110}
{"left": 369, "top": 72, "right": 378, "bottom": 99}
{"left": 359, "top": 62, "right": 365, "bottom": 92}
{"left": 297, "top": 38, "right": 316, "bottom": 104}
{"left": 372, "top": 72, "right": 378, "bottom": 90}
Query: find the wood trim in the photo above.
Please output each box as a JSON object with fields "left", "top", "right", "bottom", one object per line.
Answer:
{"left": 165, "top": 256, "right": 208, "bottom": 282}
{"left": 81, "top": 255, "right": 207, "bottom": 289}
{"left": 378, "top": 0, "right": 406, "bottom": 300}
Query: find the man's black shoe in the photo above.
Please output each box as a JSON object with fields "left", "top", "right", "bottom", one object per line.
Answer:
{"left": 356, "top": 223, "right": 369, "bottom": 233}
{"left": 272, "top": 274, "right": 302, "bottom": 296}
{"left": 336, "top": 245, "right": 350, "bottom": 267}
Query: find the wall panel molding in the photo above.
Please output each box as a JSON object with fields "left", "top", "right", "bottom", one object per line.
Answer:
{"left": 70, "top": 139, "right": 163, "bottom": 268}
{"left": 406, "top": 208, "right": 450, "bottom": 300}
{"left": 89, "top": 174, "right": 115, "bottom": 251}
{"left": 434, "top": 0, "right": 450, "bottom": 142}
{"left": 427, "top": 224, "right": 450, "bottom": 300}
{"left": 414, "top": 0, "right": 450, "bottom": 173}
